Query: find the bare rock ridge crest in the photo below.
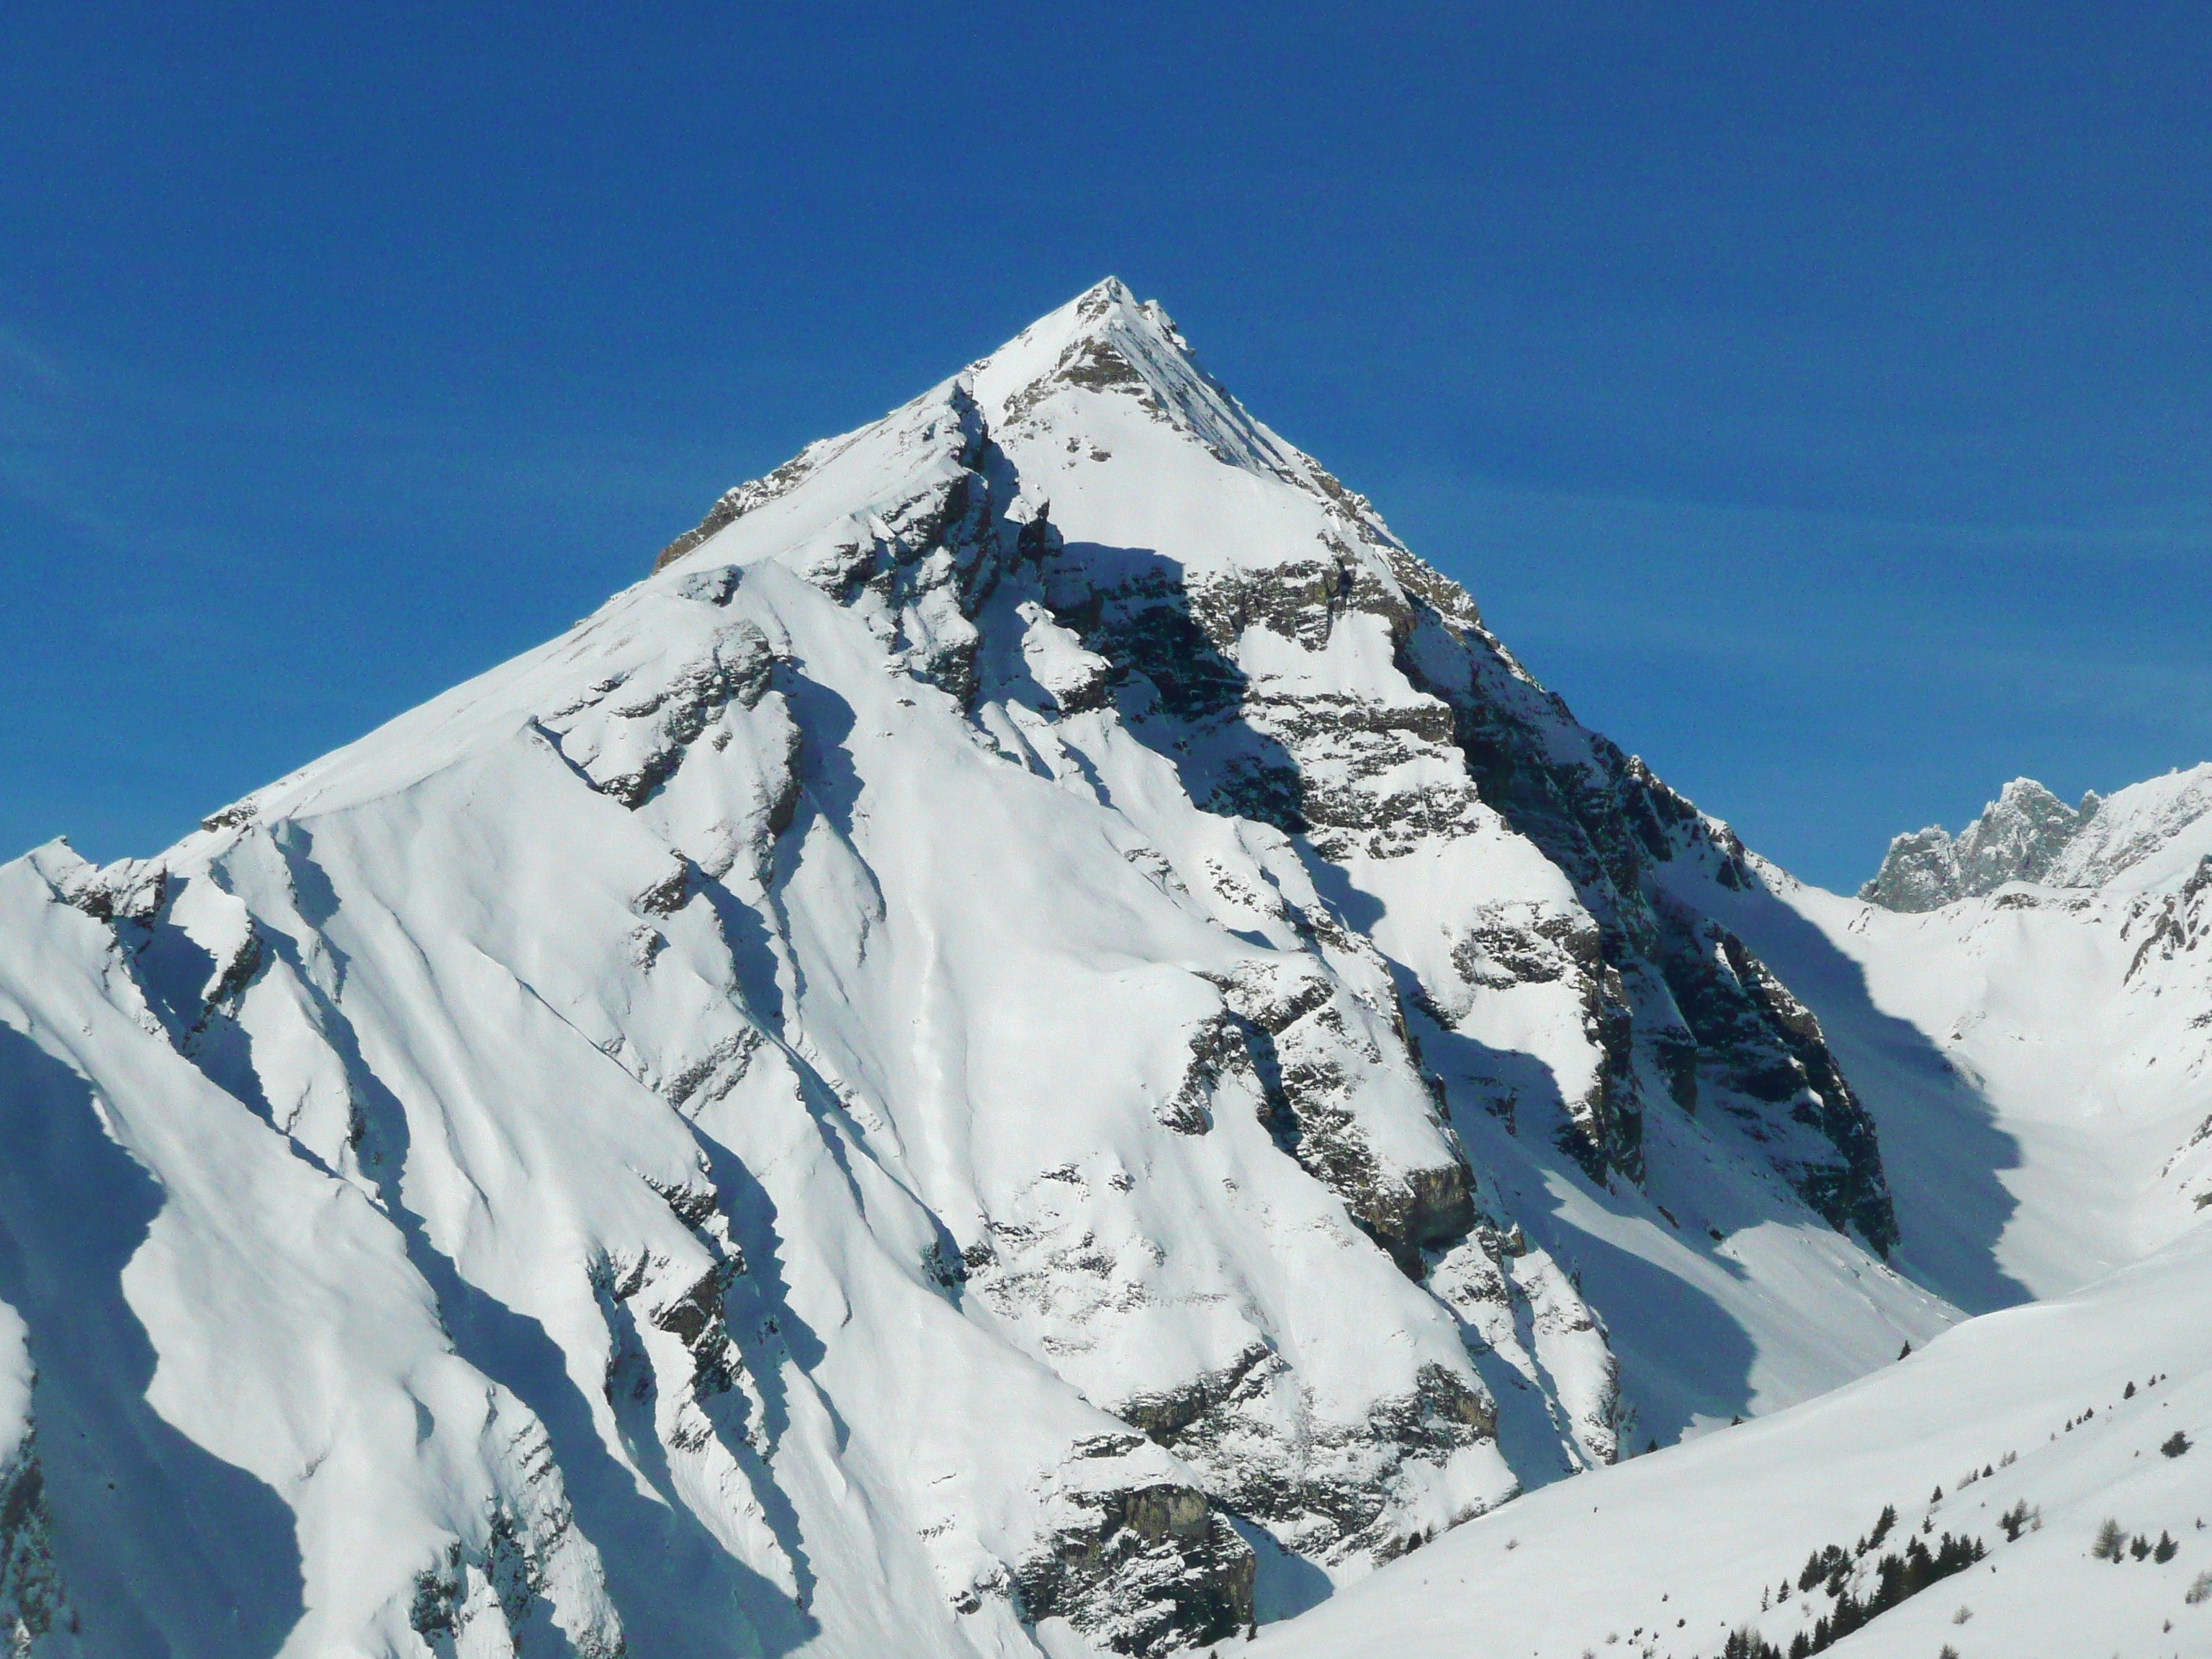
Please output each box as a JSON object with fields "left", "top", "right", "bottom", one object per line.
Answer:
{"left": 1863, "top": 765, "right": 2212, "bottom": 912}
{"left": 1, "top": 279, "right": 1954, "bottom": 1659}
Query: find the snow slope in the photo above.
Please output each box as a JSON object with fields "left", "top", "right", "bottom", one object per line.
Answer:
{"left": 0, "top": 280, "right": 2019, "bottom": 1658}
{"left": 1246, "top": 1217, "right": 2212, "bottom": 1659}
{"left": 1693, "top": 767, "right": 2212, "bottom": 1307}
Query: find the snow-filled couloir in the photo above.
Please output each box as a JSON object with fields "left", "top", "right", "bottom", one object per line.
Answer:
{"left": 2, "top": 281, "right": 2020, "bottom": 1658}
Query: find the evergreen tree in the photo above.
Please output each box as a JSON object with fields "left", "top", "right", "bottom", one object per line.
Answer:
{"left": 1868, "top": 1504, "right": 1896, "bottom": 1550}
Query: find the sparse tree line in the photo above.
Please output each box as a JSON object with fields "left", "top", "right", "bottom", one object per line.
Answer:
{"left": 1599, "top": 1376, "right": 2197, "bottom": 1659}
{"left": 1714, "top": 1501, "right": 1987, "bottom": 1659}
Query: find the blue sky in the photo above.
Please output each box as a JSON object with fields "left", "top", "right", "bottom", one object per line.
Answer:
{"left": 2, "top": 3, "right": 2206, "bottom": 890}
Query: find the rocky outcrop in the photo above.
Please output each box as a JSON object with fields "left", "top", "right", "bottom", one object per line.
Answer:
{"left": 2122, "top": 853, "right": 2212, "bottom": 984}
{"left": 1207, "top": 961, "right": 1478, "bottom": 1276}
{"left": 408, "top": 1499, "right": 624, "bottom": 1659}
{"left": 1110, "top": 1346, "right": 1496, "bottom": 1568}
{"left": 544, "top": 611, "right": 783, "bottom": 812}
{"left": 1656, "top": 913, "right": 1897, "bottom": 1253}
{"left": 1861, "top": 778, "right": 2098, "bottom": 910}
{"left": 1013, "top": 1483, "right": 1254, "bottom": 1655}
{"left": 1, "top": 1428, "right": 66, "bottom": 1656}
{"left": 1858, "top": 824, "right": 1964, "bottom": 912}
{"left": 1864, "top": 765, "right": 2212, "bottom": 909}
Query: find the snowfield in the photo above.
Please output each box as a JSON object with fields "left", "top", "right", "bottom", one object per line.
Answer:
{"left": 0, "top": 281, "right": 2203, "bottom": 1658}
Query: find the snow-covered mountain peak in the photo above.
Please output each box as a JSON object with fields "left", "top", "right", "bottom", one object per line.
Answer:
{"left": 964, "top": 276, "right": 1298, "bottom": 481}
{"left": 654, "top": 281, "right": 1411, "bottom": 599}
{"left": 2, "top": 286, "right": 1997, "bottom": 1659}
{"left": 2049, "top": 761, "right": 2212, "bottom": 891}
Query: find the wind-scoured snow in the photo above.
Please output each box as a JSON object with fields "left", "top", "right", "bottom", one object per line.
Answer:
{"left": 0, "top": 279, "right": 2194, "bottom": 1658}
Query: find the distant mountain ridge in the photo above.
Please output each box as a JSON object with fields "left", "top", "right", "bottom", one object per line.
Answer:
{"left": 1862, "top": 765, "right": 2212, "bottom": 912}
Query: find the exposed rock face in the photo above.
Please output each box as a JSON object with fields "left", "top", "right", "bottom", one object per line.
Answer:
{"left": 0, "top": 279, "right": 1934, "bottom": 1658}
{"left": 1112, "top": 1346, "right": 1496, "bottom": 1568}
{"left": 1952, "top": 779, "right": 2087, "bottom": 892}
{"left": 1862, "top": 777, "right": 2134, "bottom": 910}
{"left": 1858, "top": 824, "right": 1964, "bottom": 912}
{"left": 1655, "top": 920, "right": 1895, "bottom": 1251}
{"left": 1, "top": 1388, "right": 66, "bottom": 1658}
{"left": 1014, "top": 1481, "right": 1255, "bottom": 1653}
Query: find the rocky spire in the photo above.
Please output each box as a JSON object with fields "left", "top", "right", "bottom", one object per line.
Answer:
{"left": 1861, "top": 778, "right": 2096, "bottom": 909}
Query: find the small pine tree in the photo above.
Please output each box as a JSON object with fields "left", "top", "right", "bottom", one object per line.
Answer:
{"left": 2092, "top": 1517, "right": 2128, "bottom": 1561}
{"left": 2162, "top": 1430, "right": 2193, "bottom": 1458}
{"left": 1869, "top": 1503, "right": 1896, "bottom": 1550}
{"left": 2155, "top": 1532, "right": 2178, "bottom": 1563}
{"left": 1930, "top": 1485, "right": 1942, "bottom": 1502}
{"left": 1721, "top": 1625, "right": 1783, "bottom": 1659}
{"left": 2125, "top": 1380, "right": 2136, "bottom": 1398}
{"left": 2131, "top": 1534, "right": 2152, "bottom": 1560}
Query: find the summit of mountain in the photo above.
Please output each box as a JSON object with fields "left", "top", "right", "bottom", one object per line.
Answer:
{"left": 0, "top": 283, "right": 2128, "bottom": 1659}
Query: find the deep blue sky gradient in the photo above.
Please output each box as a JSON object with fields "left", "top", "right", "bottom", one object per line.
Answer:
{"left": 2, "top": 3, "right": 2206, "bottom": 888}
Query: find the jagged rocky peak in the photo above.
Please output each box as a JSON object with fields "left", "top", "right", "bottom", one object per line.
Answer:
{"left": 1955, "top": 778, "right": 2092, "bottom": 891}
{"left": 1860, "top": 778, "right": 2087, "bottom": 911}
{"left": 1863, "top": 764, "right": 2212, "bottom": 911}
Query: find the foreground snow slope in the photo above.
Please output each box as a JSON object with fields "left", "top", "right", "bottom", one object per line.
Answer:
{"left": 1694, "top": 768, "right": 2212, "bottom": 1308}
{"left": 1247, "top": 1218, "right": 2212, "bottom": 1659}
{"left": 1, "top": 281, "right": 1989, "bottom": 1658}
